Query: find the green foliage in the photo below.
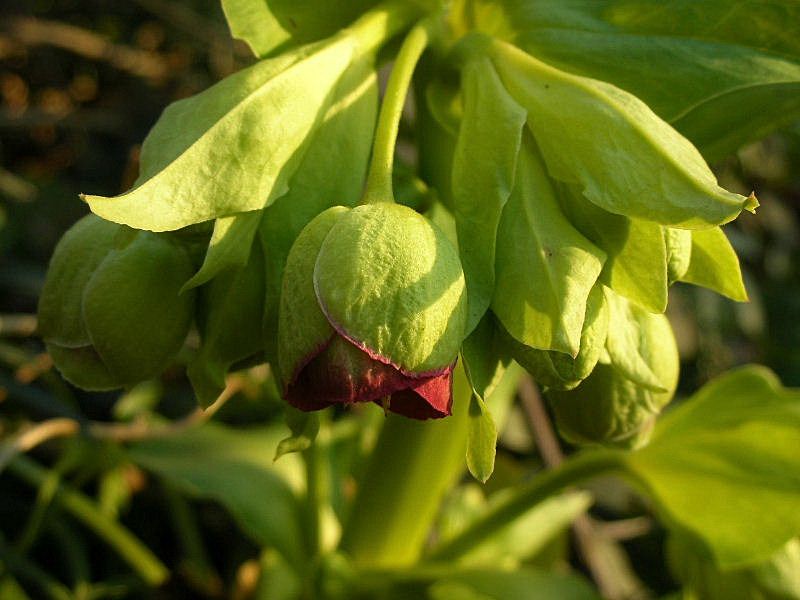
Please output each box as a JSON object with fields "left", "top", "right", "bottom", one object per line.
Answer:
{"left": 13, "top": 0, "right": 800, "bottom": 598}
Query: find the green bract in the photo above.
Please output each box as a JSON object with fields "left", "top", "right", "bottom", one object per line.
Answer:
{"left": 39, "top": 215, "right": 196, "bottom": 390}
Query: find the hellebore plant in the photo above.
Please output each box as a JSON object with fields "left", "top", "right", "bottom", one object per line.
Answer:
{"left": 32, "top": 0, "right": 800, "bottom": 598}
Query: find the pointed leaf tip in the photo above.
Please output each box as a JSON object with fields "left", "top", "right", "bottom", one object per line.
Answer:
{"left": 745, "top": 191, "right": 759, "bottom": 213}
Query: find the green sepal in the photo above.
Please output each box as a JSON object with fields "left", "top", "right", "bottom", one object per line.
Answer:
{"left": 680, "top": 227, "right": 748, "bottom": 301}
{"left": 505, "top": 284, "right": 609, "bottom": 391}
{"left": 84, "top": 35, "right": 357, "bottom": 231}
{"left": 314, "top": 203, "right": 467, "bottom": 374}
{"left": 489, "top": 37, "right": 757, "bottom": 228}
{"left": 558, "top": 185, "right": 668, "bottom": 313}
{"left": 277, "top": 206, "right": 349, "bottom": 390}
{"left": 38, "top": 214, "right": 120, "bottom": 347}
{"left": 188, "top": 240, "right": 267, "bottom": 407}
{"left": 452, "top": 55, "right": 527, "bottom": 335}
{"left": 46, "top": 343, "right": 120, "bottom": 391}
{"left": 492, "top": 135, "right": 605, "bottom": 356}
{"left": 81, "top": 231, "right": 196, "bottom": 386}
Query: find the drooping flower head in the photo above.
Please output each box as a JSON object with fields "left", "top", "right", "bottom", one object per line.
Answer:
{"left": 277, "top": 203, "right": 467, "bottom": 419}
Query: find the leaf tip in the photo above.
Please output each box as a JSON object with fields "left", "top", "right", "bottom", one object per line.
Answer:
{"left": 744, "top": 191, "right": 759, "bottom": 214}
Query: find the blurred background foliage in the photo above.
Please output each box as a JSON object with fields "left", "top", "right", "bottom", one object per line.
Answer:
{"left": 0, "top": 1, "right": 799, "bottom": 599}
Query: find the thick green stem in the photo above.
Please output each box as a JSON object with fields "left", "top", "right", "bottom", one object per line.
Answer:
{"left": 346, "top": 0, "right": 426, "bottom": 58}
{"left": 427, "top": 450, "right": 623, "bottom": 561}
{"left": 338, "top": 365, "right": 472, "bottom": 567}
{"left": 362, "top": 18, "right": 434, "bottom": 204}
{"left": 8, "top": 454, "right": 169, "bottom": 586}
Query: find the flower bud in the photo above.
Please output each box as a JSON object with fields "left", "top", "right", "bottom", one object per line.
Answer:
{"left": 278, "top": 203, "right": 467, "bottom": 419}
{"left": 39, "top": 215, "right": 196, "bottom": 390}
{"left": 546, "top": 309, "right": 679, "bottom": 447}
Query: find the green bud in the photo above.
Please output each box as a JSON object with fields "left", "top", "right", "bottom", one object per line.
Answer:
{"left": 278, "top": 202, "right": 468, "bottom": 419}
{"left": 39, "top": 215, "right": 196, "bottom": 390}
{"left": 546, "top": 306, "right": 679, "bottom": 447}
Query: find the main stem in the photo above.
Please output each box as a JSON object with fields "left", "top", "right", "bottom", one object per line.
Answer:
{"left": 362, "top": 19, "right": 434, "bottom": 205}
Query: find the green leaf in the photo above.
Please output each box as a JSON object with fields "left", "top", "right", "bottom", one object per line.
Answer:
{"left": 620, "top": 366, "right": 800, "bottom": 568}
{"left": 452, "top": 56, "right": 527, "bottom": 335}
{"left": 277, "top": 206, "right": 348, "bottom": 389}
{"left": 127, "top": 422, "right": 307, "bottom": 568}
{"left": 187, "top": 240, "right": 266, "bottom": 407}
{"left": 221, "top": 0, "right": 381, "bottom": 58}
{"left": 182, "top": 211, "right": 262, "bottom": 292}
{"left": 558, "top": 186, "right": 668, "bottom": 313}
{"left": 466, "top": 393, "right": 497, "bottom": 483}
{"left": 431, "top": 568, "right": 601, "bottom": 600}
{"left": 492, "top": 136, "right": 605, "bottom": 356}
{"left": 461, "top": 312, "right": 512, "bottom": 400}
{"left": 469, "top": 0, "right": 800, "bottom": 161}
{"left": 260, "top": 59, "right": 377, "bottom": 362}
{"left": 680, "top": 227, "right": 748, "bottom": 301}
{"left": 84, "top": 36, "right": 356, "bottom": 231}
{"left": 314, "top": 203, "right": 467, "bottom": 374}
{"left": 489, "top": 37, "right": 756, "bottom": 228}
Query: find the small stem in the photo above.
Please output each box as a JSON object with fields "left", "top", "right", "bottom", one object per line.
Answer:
{"left": 0, "top": 418, "right": 79, "bottom": 474}
{"left": 8, "top": 454, "right": 169, "bottom": 586}
{"left": 362, "top": 19, "right": 434, "bottom": 205}
{"left": 426, "top": 449, "right": 621, "bottom": 562}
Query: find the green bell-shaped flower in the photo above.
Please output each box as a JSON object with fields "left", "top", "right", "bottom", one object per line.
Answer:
{"left": 38, "top": 214, "right": 196, "bottom": 390}
{"left": 278, "top": 202, "right": 468, "bottom": 419}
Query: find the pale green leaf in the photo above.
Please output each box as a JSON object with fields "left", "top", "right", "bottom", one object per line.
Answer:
{"left": 314, "top": 203, "right": 467, "bottom": 374}
{"left": 464, "top": 0, "right": 800, "bottom": 161}
{"left": 621, "top": 366, "right": 800, "bottom": 568}
{"left": 680, "top": 227, "right": 748, "bottom": 301}
{"left": 182, "top": 211, "right": 262, "bottom": 292}
{"left": 467, "top": 393, "right": 497, "bottom": 483}
{"left": 452, "top": 56, "right": 527, "bottom": 335}
{"left": 558, "top": 186, "right": 668, "bottom": 313}
{"left": 489, "top": 38, "right": 756, "bottom": 228}
{"left": 492, "top": 137, "right": 605, "bottom": 356}
{"left": 221, "top": 0, "right": 380, "bottom": 58}
{"left": 127, "top": 422, "right": 306, "bottom": 567}
{"left": 84, "top": 36, "right": 356, "bottom": 231}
